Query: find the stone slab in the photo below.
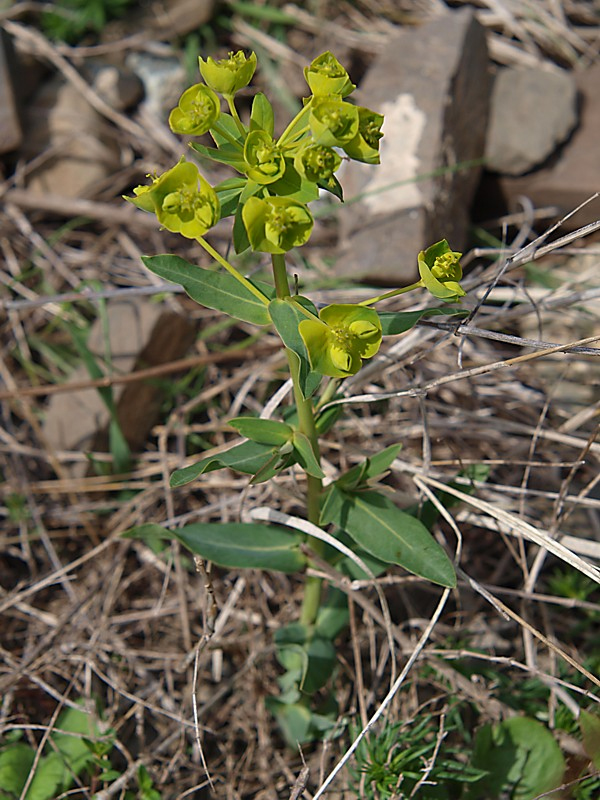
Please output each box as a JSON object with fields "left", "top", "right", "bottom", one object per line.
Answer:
{"left": 0, "top": 29, "right": 22, "bottom": 154}
{"left": 336, "top": 8, "right": 491, "bottom": 285}
{"left": 485, "top": 66, "right": 578, "bottom": 176}
{"left": 497, "top": 64, "right": 600, "bottom": 231}
{"left": 43, "top": 300, "right": 196, "bottom": 473}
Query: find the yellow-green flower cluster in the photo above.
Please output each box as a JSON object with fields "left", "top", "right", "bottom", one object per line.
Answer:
{"left": 299, "top": 304, "right": 382, "bottom": 378}
{"left": 418, "top": 240, "right": 465, "bottom": 302}
{"left": 125, "top": 49, "right": 384, "bottom": 254}
{"left": 125, "top": 158, "right": 219, "bottom": 239}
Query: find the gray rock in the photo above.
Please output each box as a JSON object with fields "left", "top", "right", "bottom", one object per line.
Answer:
{"left": 497, "top": 63, "right": 600, "bottom": 230}
{"left": 485, "top": 66, "right": 578, "bottom": 176}
{"left": 0, "top": 29, "right": 22, "bottom": 154}
{"left": 21, "top": 76, "right": 120, "bottom": 198}
{"left": 336, "top": 8, "right": 491, "bottom": 285}
{"left": 43, "top": 299, "right": 196, "bottom": 476}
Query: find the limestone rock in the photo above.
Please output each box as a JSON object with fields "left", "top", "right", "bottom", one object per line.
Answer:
{"left": 0, "top": 29, "right": 22, "bottom": 154}
{"left": 21, "top": 76, "right": 120, "bottom": 198}
{"left": 43, "top": 300, "right": 196, "bottom": 474}
{"left": 497, "top": 64, "right": 600, "bottom": 230}
{"left": 485, "top": 66, "right": 578, "bottom": 176}
{"left": 336, "top": 8, "right": 491, "bottom": 285}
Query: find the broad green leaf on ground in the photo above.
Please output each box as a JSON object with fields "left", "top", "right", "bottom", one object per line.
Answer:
{"left": 174, "top": 522, "right": 306, "bottom": 572}
{"left": 321, "top": 487, "right": 456, "bottom": 587}
{"left": 580, "top": 710, "right": 600, "bottom": 769}
{"left": 170, "top": 440, "right": 277, "bottom": 487}
{"left": 275, "top": 622, "right": 337, "bottom": 694}
{"left": 269, "top": 297, "right": 321, "bottom": 398}
{"left": 467, "top": 717, "right": 565, "bottom": 800}
{"left": 0, "top": 743, "right": 34, "bottom": 797}
{"left": 378, "top": 306, "right": 467, "bottom": 336}
{"left": 142, "top": 255, "right": 273, "bottom": 325}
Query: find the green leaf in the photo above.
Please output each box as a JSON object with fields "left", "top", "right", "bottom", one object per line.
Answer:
{"left": 580, "top": 710, "right": 600, "bottom": 769}
{"left": 291, "top": 431, "right": 325, "bottom": 479}
{"left": 169, "top": 440, "right": 277, "bottom": 487}
{"left": 275, "top": 623, "right": 337, "bottom": 694}
{"left": 336, "top": 444, "right": 402, "bottom": 491}
{"left": 321, "top": 488, "right": 456, "bottom": 588}
{"left": 51, "top": 705, "right": 100, "bottom": 771}
{"left": 142, "top": 255, "right": 273, "bottom": 325}
{"left": 26, "top": 752, "right": 65, "bottom": 800}
{"left": 233, "top": 202, "right": 251, "bottom": 254}
{"left": 250, "top": 92, "right": 274, "bottom": 137}
{"left": 317, "top": 174, "right": 343, "bottom": 201}
{"left": 315, "top": 588, "right": 349, "bottom": 639}
{"left": 210, "top": 112, "right": 246, "bottom": 146}
{"left": 378, "top": 306, "right": 467, "bottom": 336}
{"left": 173, "top": 522, "right": 306, "bottom": 572}
{"left": 190, "top": 141, "right": 246, "bottom": 171}
{"left": 467, "top": 717, "right": 565, "bottom": 800}
{"left": 266, "top": 696, "right": 313, "bottom": 745}
{"left": 214, "top": 177, "right": 246, "bottom": 218}
{"left": 228, "top": 416, "right": 293, "bottom": 445}
{"left": 268, "top": 298, "right": 321, "bottom": 399}
{"left": 269, "top": 162, "right": 320, "bottom": 203}
{"left": 0, "top": 744, "right": 34, "bottom": 796}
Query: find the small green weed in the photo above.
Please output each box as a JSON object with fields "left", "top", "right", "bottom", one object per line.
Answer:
{"left": 41, "top": 0, "right": 134, "bottom": 43}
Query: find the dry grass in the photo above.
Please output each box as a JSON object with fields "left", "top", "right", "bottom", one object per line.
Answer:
{"left": 1, "top": 2, "right": 600, "bottom": 798}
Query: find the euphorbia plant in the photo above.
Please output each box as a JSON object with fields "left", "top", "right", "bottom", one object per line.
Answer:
{"left": 125, "top": 50, "right": 466, "bottom": 744}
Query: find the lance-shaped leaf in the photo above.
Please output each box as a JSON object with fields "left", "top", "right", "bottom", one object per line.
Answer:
{"left": 126, "top": 521, "right": 306, "bottom": 573}
{"left": 228, "top": 417, "right": 293, "bottom": 446}
{"left": 250, "top": 92, "right": 275, "bottom": 136}
{"left": 292, "top": 431, "right": 325, "bottom": 479}
{"left": 378, "top": 306, "right": 467, "bottom": 336}
{"left": 142, "top": 254, "right": 272, "bottom": 325}
{"left": 269, "top": 297, "right": 322, "bottom": 399}
{"left": 321, "top": 488, "right": 456, "bottom": 588}
{"left": 170, "top": 440, "right": 277, "bottom": 487}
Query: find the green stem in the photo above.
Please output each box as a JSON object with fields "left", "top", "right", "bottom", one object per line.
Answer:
{"left": 225, "top": 94, "right": 246, "bottom": 137}
{"left": 271, "top": 254, "right": 324, "bottom": 628}
{"left": 196, "top": 237, "right": 270, "bottom": 305}
{"left": 277, "top": 100, "right": 313, "bottom": 147}
{"left": 359, "top": 280, "right": 423, "bottom": 307}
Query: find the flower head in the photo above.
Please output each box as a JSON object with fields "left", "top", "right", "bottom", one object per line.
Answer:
{"left": 309, "top": 98, "right": 359, "bottom": 147}
{"left": 343, "top": 106, "right": 384, "bottom": 165}
{"left": 418, "top": 240, "right": 465, "bottom": 302}
{"left": 243, "top": 130, "right": 285, "bottom": 184}
{"left": 125, "top": 158, "right": 220, "bottom": 239}
{"left": 299, "top": 304, "right": 382, "bottom": 378}
{"left": 168, "top": 83, "right": 220, "bottom": 136}
{"left": 242, "top": 196, "right": 313, "bottom": 254}
{"left": 199, "top": 50, "right": 257, "bottom": 96}
{"left": 304, "top": 51, "right": 355, "bottom": 98}
{"left": 294, "top": 141, "right": 341, "bottom": 184}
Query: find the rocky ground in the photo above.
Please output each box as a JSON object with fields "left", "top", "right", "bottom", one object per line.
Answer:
{"left": 1, "top": 1, "right": 600, "bottom": 798}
